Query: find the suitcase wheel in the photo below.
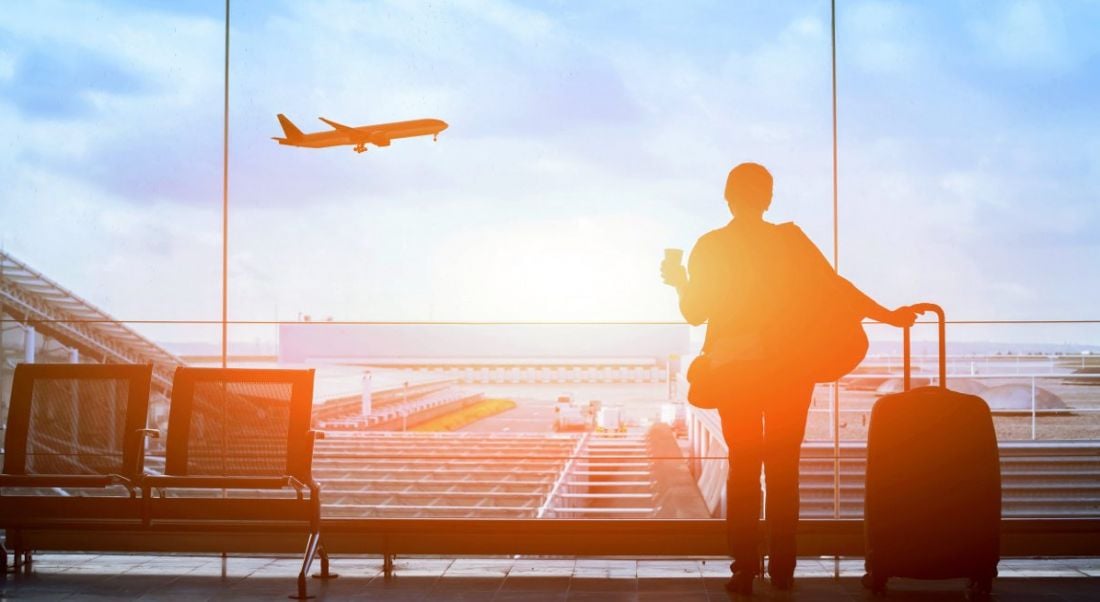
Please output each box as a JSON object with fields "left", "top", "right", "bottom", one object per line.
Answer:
{"left": 967, "top": 577, "right": 993, "bottom": 600}
{"left": 861, "top": 572, "right": 887, "bottom": 595}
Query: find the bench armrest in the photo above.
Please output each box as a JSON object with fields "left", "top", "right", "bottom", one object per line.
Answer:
{"left": 285, "top": 475, "right": 323, "bottom": 499}
{"left": 143, "top": 475, "right": 318, "bottom": 494}
{"left": 0, "top": 473, "right": 138, "bottom": 492}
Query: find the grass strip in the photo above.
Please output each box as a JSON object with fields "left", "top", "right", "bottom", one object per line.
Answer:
{"left": 411, "top": 398, "right": 517, "bottom": 432}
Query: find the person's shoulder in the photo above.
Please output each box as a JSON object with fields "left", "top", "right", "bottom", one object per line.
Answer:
{"left": 686, "top": 224, "right": 730, "bottom": 263}
{"left": 696, "top": 223, "right": 735, "bottom": 245}
{"left": 774, "top": 221, "right": 803, "bottom": 234}
{"left": 691, "top": 225, "right": 731, "bottom": 256}
{"left": 775, "top": 222, "right": 831, "bottom": 265}
{"left": 774, "top": 221, "right": 813, "bottom": 243}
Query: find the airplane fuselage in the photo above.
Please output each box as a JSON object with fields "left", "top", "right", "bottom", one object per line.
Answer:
{"left": 273, "top": 115, "right": 447, "bottom": 153}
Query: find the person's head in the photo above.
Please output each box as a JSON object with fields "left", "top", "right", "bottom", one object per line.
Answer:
{"left": 725, "top": 162, "right": 772, "bottom": 219}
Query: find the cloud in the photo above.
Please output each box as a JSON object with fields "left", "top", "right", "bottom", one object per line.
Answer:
{"left": 0, "top": 46, "right": 152, "bottom": 119}
{"left": 842, "top": 1, "right": 928, "bottom": 75}
{"left": 969, "top": 1, "right": 1073, "bottom": 73}
{"left": 0, "top": 0, "right": 223, "bottom": 200}
{"left": 0, "top": 163, "right": 223, "bottom": 322}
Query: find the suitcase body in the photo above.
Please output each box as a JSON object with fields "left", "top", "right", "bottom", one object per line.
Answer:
{"left": 862, "top": 304, "right": 1001, "bottom": 596}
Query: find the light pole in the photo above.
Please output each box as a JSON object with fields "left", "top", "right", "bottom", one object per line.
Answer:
{"left": 402, "top": 381, "right": 409, "bottom": 431}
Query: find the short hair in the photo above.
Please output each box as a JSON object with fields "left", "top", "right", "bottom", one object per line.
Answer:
{"left": 725, "top": 162, "right": 773, "bottom": 211}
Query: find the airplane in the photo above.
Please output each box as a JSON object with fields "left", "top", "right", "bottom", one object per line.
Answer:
{"left": 273, "top": 114, "right": 448, "bottom": 153}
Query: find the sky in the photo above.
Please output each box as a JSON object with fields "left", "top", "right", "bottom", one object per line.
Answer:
{"left": 1, "top": 0, "right": 1098, "bottom": 346}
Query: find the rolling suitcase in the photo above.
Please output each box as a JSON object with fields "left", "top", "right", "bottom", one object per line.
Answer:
{"left": 862, "top": 303, "right": 1001, "bottom": 597}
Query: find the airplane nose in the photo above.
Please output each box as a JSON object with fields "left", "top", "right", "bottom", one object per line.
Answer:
{"left": 434, "top": 120, "right": 449, "bottom": 131}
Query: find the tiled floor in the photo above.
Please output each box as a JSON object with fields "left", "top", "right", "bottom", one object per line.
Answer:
{"left": 1, "top": 555, "right": 1098, "bottom": 600}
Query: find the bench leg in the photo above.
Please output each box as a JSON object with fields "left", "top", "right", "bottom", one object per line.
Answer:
{"left": 311, "top": 543, "right": 338, "bottom": 579}
{"left": 289, "top": 531, "right": 321, "bottom": 599}
{"left": 383, "top": 553, "right": 394, "bottom": 579}
{"left": 1, "top": 537, "right": 7, "bottom": 576}
{"left": 10, "top": 531, "right": 22, "bottom": 573}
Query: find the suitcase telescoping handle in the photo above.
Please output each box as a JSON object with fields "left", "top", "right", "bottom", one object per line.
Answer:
{"left": 903, "top": 303, "right": 946, "bottom": 391}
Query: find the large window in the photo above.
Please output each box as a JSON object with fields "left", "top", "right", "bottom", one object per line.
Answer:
{"left": 1, "top": 0, "right": 1097, "bottom": 523}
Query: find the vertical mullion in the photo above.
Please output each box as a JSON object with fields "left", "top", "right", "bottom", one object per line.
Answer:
{"left": 221, "top": 0, "right": 230, "bottom": 369}
{"left": 830, "top": 0, "right": 843, "bottom": 579}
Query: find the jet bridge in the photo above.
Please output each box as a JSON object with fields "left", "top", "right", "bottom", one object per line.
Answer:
{"left": 0, "top": 249, "right": 184, "bottom": 426}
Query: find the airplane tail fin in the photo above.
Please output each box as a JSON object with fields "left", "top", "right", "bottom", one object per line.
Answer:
{"left": 276, "top": 114, "right": 304, "bottom": 140}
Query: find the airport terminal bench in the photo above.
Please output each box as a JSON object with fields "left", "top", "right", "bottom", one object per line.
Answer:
{"left": 1, "top": 364, "right": 331, "bottom": 599}
{"left": 0, "top": 364, "right": 156, "bottom": 571}
{"left": 141, "top": 366, "right": 330, "bottom": 599}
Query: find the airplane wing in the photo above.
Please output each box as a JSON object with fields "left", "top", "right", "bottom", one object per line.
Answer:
{"left": 319, "top": 116, "right": 392, "bottom": 147}
{"left": 319, "top": 117, "right": 359, "bottom": 132}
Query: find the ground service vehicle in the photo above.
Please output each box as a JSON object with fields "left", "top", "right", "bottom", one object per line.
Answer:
{"left": 554, "top": 394, "right": 587, "bottom": 432}
{"left": 596, "top": 406, "right": 626, "bottom": 433}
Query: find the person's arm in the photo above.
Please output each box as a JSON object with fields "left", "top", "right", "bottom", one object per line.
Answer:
{"left": 788, "top": 224, "right": 916, "bottom": 328}
{"left": 677, "top": 243, "right": 711, "bottom": 325}
{"left": 662, "top": 235, "right": 718, "bottom": 326}
{"left": 836, "top": 275, "right": 911, "bottom": 325}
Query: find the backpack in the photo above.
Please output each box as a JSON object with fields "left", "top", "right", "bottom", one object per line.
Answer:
{"left": 686, "top": 222, "right": 867, "bottom": 408}
{"left": 769, "top": 222, "right": 868, "bottom": 383}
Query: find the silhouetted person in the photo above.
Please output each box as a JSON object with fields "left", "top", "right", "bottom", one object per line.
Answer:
{"left": 661, "top": 162, "right": 915, "bottom": 594}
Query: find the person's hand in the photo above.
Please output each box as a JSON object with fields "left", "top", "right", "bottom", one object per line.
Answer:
{"left": 661, "top": 259, "right": 687, "bottom": 288}
{"left": 884, "top": 305, "right": 918, "bottom": 328}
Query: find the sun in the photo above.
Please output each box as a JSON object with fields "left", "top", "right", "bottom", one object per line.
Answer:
{"left": 431, "top": 217, "right": 677, "bottom": 322}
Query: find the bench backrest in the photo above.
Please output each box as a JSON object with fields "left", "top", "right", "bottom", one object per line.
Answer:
{"left": 164, "top": 367, "right": 315, "bottom": 482}
{"left": 3, "top": 363, "right": 153, "bottom": 477}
